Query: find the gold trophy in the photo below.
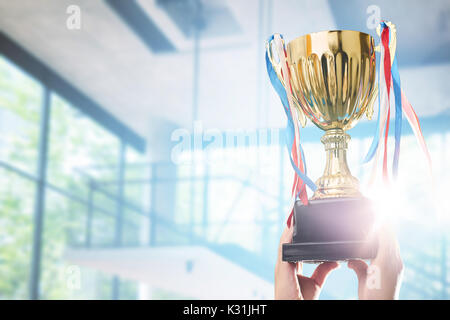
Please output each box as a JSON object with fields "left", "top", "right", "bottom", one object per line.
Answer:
{"left": 267, "top": 25, "right": 396, "bottom": 261}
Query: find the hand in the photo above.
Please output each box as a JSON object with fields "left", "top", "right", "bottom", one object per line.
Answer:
{"left": 275, "top": 224, "right": 339, "bottom": 300}
{"left": 348, "top": 224, "right": 404, "bottom": 300}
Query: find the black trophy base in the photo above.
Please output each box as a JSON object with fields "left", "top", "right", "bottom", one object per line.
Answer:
{"left": 282, "top": 197, "right": 378, "bottom": 263}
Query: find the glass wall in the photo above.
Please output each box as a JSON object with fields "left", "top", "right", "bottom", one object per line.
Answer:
{"left": 0, "top": 54, "right": 145, "bottom": 299}
{"left": 0, "top": 167, "right": 35, "bottom": 299}
{"left": 0, "top": 55, "right": 41, "bottom": 174}
{"left": 0, "top": 56, "right": 41, "bottom": 299}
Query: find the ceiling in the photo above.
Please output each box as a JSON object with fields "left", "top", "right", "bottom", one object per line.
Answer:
{"left": 0, "top": 0, "right": 448, "bottom": 139}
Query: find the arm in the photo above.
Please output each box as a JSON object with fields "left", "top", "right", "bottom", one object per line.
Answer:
{"left": 348, "top": 224, "right": 404, "bottom": 300}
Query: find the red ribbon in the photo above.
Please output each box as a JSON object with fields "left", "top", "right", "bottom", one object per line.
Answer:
{"left": 381, "top": 26, "right": 391, "bottom": 183}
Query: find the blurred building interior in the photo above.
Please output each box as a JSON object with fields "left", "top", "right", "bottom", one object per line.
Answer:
{"left": 0, "top": 0, "right": 449, "bottom": 299}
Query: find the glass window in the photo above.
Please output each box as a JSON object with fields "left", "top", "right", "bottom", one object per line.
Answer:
{"left": 41, "top": 189, "right": 86, "bottom": 299}
{"left": 0, "top": 56, "right": 42, "bottom": 175}
{"left": 124, "top": 147, "right": 148, "bottom": 208}
{"left": 0, "top": 55, "right": 41, "bottom": 300}
{"left": 121, "top": 209, "right": 142, "bottom": 247}
{"left": 0, "top": 167, "right": 35, "bottom": 299}
{"left": 121, "top": 148, "right": 148, "bottom": 246}
{"left": 41, "top": 93, "right": 123, "bottom": 298}
{"left": 47, "top": 93, "right": 120, "bottom": 199}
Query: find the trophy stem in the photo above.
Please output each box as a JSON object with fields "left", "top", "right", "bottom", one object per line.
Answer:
{"left": 311, "top": 129, "right": 360, "bottom": 200}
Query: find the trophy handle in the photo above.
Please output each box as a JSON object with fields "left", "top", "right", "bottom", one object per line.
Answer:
{"left": 366, "top": 83, "right": 378, "bottom": 120}
{"left": 266, "top": 35, "right": 307, "bottom": 127}
{"left": 368, "top": 21, "right": 396, "bottom": 120}
{"left": 266, "top": 34, "right": 285, "bottom": 86}
{"left": 290, "top": 97, "right": 307, "bottom": 127}
{"left": 374, "top": 21, "right": 397, "bottom": 65}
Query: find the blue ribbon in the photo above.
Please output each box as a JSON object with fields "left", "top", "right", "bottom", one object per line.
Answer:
{"left": 363, "top": 22, "right": 391, "bottom": 165}
{"left": 265, "top": 34, "right": 317, "bottom": 193}
{"left": 362, "top": 22, "right": 403, "bottom": 179}
{"left": 362, "top": 48, "right": 382, "bottom": 164}
{"left": 391, "top": 56, "right": 402, "bottom": 178}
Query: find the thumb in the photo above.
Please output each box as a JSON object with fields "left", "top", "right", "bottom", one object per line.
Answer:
{"left": 311, "top": 262, "right": 340, "bottom": 287}
{"left": 347, "top": 259, "right": 369, "bottom": 284}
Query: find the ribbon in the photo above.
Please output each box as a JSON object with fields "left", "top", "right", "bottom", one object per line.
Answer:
{"left": 381, "top": 25, "right": 391, "bottom": 182}
{"left": 364, "top": 21, "right": 432, "bottom": 184}
{"left": 391, "top": 56, "right": 402, "bottom": 178}
{"left": 265, "top": 34, "right": 317, "bottom": 226}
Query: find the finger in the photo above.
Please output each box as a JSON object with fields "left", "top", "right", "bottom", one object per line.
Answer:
{"left": 277, "top": 224, "right": 294, "bottom": 262}
{"left": 347, "top": 259, "right": 369, "bottom": 283}
{"left": 280, "top": 224, "right": 293, "bottom": 244}
{"left": 311, "top": 262, "right": 340, "bottom": 287}
{"left": 296, "top": 261, "right": 303, "bottom": 275}
{"left": 275, "top": 224, "right": 296, "bottom": 276}
{"left": 275, "top": 225, "right": 301, "bottom": 299}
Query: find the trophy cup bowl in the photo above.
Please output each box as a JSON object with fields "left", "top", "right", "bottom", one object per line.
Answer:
{"left": 267, "top": 30, "right": 379, "bottom": 262}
